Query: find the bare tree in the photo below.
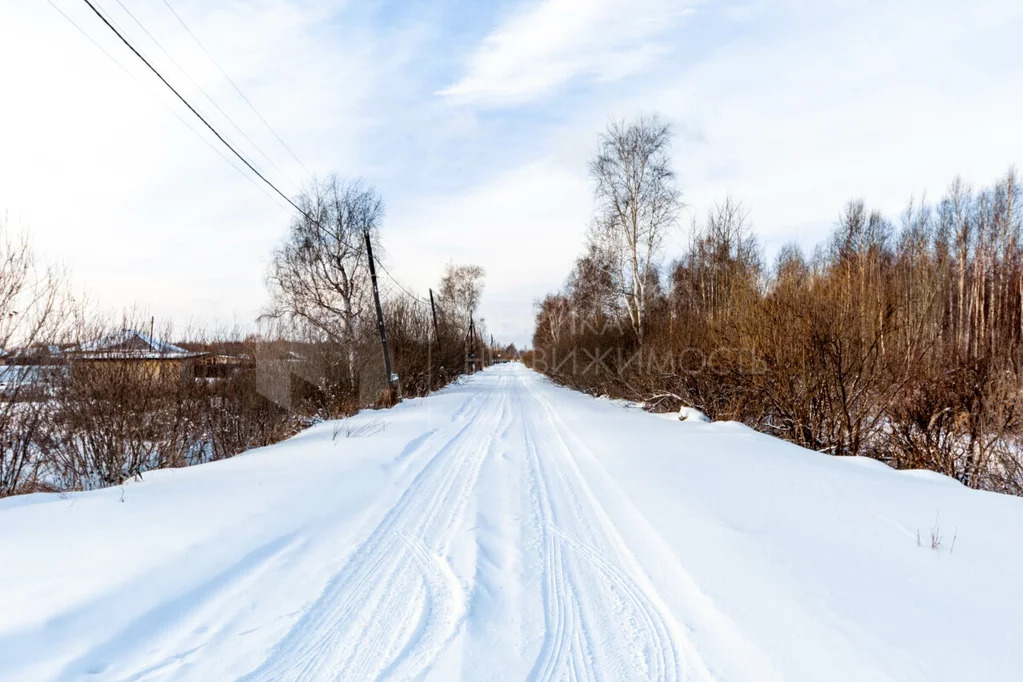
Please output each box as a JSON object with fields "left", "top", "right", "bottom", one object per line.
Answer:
{"left": 0, "top": 222, "right": 70, "bottom": 495}
{"left": 588, "top": 115, "right": 681, "bottom": 342}
{"left": 439, "top": 264, "right": 486, "bottom": 328}
{"left": 676, "top": 197, "right": 761, "bottom": 322}
{"left": 265, "top": 177, "right": 383, "bottom": 387}
{"left": 534, "top": 294, "right": 570, "bottom": 348}
{"left": 566, "top": 241, "right": 619, "bottom": 323}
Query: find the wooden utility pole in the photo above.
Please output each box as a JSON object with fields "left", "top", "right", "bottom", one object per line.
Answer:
{"left": 467, "top": 313, "right": 477, "bottom": 373}
{"left": 429, "top": 288, "right": 440, "bottom": 351}
{"left": 364, "top": 231, "right": 396, "bottom": 400}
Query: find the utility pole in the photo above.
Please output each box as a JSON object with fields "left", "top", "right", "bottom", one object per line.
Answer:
{"left": 364, "top": 231, "right": 396, "bottom": 401}
{"left": 467, "top": 313, "right": 477, "bottom": 373}
{"left": 429, "top": 288, "right": 440, "bottom": 352}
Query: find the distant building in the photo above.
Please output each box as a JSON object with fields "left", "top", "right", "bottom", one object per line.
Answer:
{"left": 2, "top": 330, "right": 267, "bottom": 398}
{"left": 71, "top": 329, "right": 199, "bottom": 359}
{"left": 193, "top": 354, "right": 254, "bottom": 379}
{"left": 67, "top": 329, "right": 208, "bottom": 382}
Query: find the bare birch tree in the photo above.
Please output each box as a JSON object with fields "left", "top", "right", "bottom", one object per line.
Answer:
{"left": 439, "top": 264, "right": 485, "bottom": 329}
{"left": 588, "top": 115, "right": 681, "bottom": 342}
{"left": 265, "top": 177, "right": 383, "bottom": 387}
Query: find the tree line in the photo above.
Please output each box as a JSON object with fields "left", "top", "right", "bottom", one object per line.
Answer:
{"left": 0, "top": 179, "right": 492, "bottom": 497}
{"left": 528, "top": 115, "right": 1023, "bottom": 496}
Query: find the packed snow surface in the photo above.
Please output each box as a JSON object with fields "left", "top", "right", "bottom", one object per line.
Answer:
{"left": 1, "top": 364, "right": 1022, "bottom": 681}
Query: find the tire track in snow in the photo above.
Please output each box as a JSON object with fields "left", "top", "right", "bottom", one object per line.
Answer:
{"left": 242, "top": 375, "right": 512, "bottom": 681}
{"left": 516, "top": 375, "right": 685, "bottom": 682}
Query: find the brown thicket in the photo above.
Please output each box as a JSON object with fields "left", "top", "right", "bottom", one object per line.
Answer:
{"left": 530, "top": 162, "right": 1023, "bottom": 496}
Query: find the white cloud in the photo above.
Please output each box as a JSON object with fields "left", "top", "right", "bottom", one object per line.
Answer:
{"left": 438, "top": 0, "right": 695, "bottom": 106}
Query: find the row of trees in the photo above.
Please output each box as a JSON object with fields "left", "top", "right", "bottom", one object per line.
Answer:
{"left": 0, "top": 179, "right": 490, "bottom": 497}
{"left": 263, "top": 176, "right": 489, "bottom": 402}
{"left": 530, "top": 115, "right": 1023, "bottom": 496}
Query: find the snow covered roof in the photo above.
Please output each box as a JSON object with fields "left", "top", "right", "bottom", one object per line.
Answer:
{"left": 72, "top": 329, "right": 200, "bottom": 359}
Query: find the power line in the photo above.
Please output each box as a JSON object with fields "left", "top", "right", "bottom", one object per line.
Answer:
{"left": 45, "top": 0, "right": 293, "bottom": 215}
{"left": 57, "top": 0, "right": 433, "bottom": 319}
{"left": 159, "top": 0, "right": 315, "bottom": 178}
{"left": 371, "top": 242, "right": 429, "bottom": 305}
{"left": 53, "top": 0, "right": 440, "bottom": 334}
{"left": 107, "top": 0, "right": 302, "bottom": 193}
{"left": 375, "top": 259, "right": 429, "bottom": 306}
{"left": 76, "top": 0, "right": 306, "bottom": 216}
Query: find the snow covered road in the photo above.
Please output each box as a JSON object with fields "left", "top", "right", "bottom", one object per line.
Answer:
{"left": 242, "top": 369, "right": 694, "bottom": 681}
{"left": 2, "top": 364, "right": 1023, "bottom": 681}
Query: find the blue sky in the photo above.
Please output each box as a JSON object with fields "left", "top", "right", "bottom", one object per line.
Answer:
{"left": 2, "top": 0, "right": 1022, "bottom": 346}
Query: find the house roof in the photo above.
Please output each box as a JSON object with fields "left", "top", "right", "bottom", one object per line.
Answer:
{"left": 72, "top": 329, "right": 202, "bottom": 360}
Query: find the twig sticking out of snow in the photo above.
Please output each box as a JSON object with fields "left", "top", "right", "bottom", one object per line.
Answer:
{"left": 917, "top": 513, "right": 957, "bottom": 554}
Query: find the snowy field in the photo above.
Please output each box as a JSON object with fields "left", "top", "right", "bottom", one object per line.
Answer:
{"left": 1, "top": 363, "right": 1021, "bottom": 681}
